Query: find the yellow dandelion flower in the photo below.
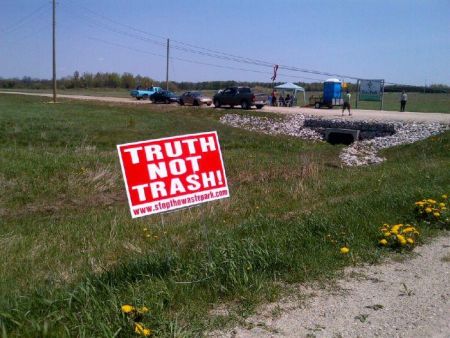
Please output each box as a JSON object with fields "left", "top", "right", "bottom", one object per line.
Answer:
{"left": 442, "top": 206, "right": 447, "bottom": 210}
{"left": 121, "top": 304, "right": 134, "bottom": 314}
{"left": 340, "top": 247, "right": 350, "bottom": 254}
{"left": 414, "top": 230, "right": 420, "bottom": 235}
{"left": 442, "top": 194, "right": 448, "bottom": 199}
{"left": 425, "top": 207, "right": 432, "bottom": 213}
{"left": 379, "top": 239, "right": 388, "bottom": 246}
{"left": 407, "top": 238, "right": 414, "bottom": 244}
{"left": 439, "top": 203, "right": 446, "bottom": 208}
{"left": 139, "top": 306, "right": 149, "bottom": 314}
{"left": 134, "top": 323, "right": 144, "bottom": 332}
{"left": 397, "top": 234, "right": 405, "bottom": 242}
{"left": 391, "top": 229, "right": 399, "bottom": 235}
{"left": 400, "top": 239, "right": 407, "bottom": 246}
{"left": 433, "top": 212, "right": 440, "bottom": 217}
{"left": 134, "top": 323, "right": 151, "bottom": 336}
{"left": 403, "top": 227, "right": 414, "bottom": 233}
{"left": 384, "top": 232, "right": 391, "bottom": 237}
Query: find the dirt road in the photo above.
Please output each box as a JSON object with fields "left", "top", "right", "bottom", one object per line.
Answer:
{"left": 1, "top": 91, "right": 449, "bottom": 124}
{"left": 213, "top": 235, "right": 450, "bottom": 338}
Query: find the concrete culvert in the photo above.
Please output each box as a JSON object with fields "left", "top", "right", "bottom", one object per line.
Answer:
{"left": 325, "top": 128, "right": 360, "bottom": 145}
{"left": 327, "top": 132, "right": 355, "bottom": 145}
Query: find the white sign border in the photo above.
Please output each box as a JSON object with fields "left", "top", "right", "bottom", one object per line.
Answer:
{"left": 116, "top": 130, "right": 229, "bottom": 218}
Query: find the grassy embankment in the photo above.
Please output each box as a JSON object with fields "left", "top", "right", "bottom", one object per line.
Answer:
{"left": 0, "top": 94, "right": 449, "bottom": 337}
{"left": 1, "top": 88, "right": 449, "bottom": 113}
{"left": 281, "top": 91, "right": 450, "bottom": 113}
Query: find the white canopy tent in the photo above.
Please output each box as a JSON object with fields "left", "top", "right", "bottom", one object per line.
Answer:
{"left": 274, "top": 82, "right": 306, "bottom": 106}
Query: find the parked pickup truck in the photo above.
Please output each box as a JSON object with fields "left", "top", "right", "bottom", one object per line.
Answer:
{"left": 130, "top": 86, "right": 162, "bottom": 100}
{"left": 213, "top": 87, "right": 266, "bottom": 109}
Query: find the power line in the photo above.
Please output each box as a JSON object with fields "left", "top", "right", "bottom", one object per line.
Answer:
{"left": 61, "top": 1, "right": 425, "bottom": 86}
{"left": 1, "top": 3, "right": 49, "bottom": 34}
{"left": 61, "top": 2, "right": 349, "bottom": 77}
{"left": 85, "top": 36, "right": 324, "bottom": 82}
{"left": 0, "top": 20, "right": 50, "bottom": 44}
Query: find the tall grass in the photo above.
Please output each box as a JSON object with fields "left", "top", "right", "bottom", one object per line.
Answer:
{"left": 0, "top": 94, "right": 449, "bottom": 337}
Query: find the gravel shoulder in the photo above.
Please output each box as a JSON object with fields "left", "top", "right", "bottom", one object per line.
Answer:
{"left": 213, "top": 235, "right": 450, "bottom": 338}
{"left": 1, "top": 91, "right": 450, "bottom": 123}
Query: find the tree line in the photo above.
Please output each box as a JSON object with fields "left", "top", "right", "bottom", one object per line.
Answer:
{"left": 0, "top": 71, "right": 448, "bottom": 93}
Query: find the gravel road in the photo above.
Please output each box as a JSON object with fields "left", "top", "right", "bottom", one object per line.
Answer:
{"left": 213, "top": 235, "right": 450, "bottom": 338}
{"left": 1, "top": 91, "right": 449, "bottom": 123}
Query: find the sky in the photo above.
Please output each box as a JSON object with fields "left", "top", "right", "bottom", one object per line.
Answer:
{"left": 1, "top": 0, "right": 449, "bottom": 86}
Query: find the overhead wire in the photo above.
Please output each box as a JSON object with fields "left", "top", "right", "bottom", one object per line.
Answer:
{"left": 60, "top": 5, "right": 325, "bottom": 81}
{"left": 61, "top": 2, "right": 343, "bottom": 76}
{"left": 84, "top": 36, "right": 325, "bottom": 82}
{"left": 60, "top": 1, "right": 423, "bottom": 86}
{"left": 1, "top": 2, "right": 49, "bottom": 34}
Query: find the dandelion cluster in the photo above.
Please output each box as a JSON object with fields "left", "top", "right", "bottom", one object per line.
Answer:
{"left": 378, "top": 223, "right": 419, "bottom": 249}
{"left": 415, "top": 194, "right": 449, "bottom": 227}
{"left": 121, "top": 304, "right": 151, "bottom": 336}
{"left": 143, "top": 228, "right": 167, "bottom": 240}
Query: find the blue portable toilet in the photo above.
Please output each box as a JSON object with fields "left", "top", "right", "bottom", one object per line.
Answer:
{"left": 323, "top": 78, "right": 342, "bottom": 106}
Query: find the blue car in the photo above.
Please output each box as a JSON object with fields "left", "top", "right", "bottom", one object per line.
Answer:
{"left": 130, "top": 86, "right": 162, "bottom": 100}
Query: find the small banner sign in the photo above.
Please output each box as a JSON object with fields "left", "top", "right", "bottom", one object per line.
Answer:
{"left": 359, "top": 79, "right": 384, "bottom": 101}
{"left": 117, "top": 131, "right": 229, "bottom": 218}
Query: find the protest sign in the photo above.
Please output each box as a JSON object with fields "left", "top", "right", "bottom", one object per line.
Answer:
{"left": 117, "top": 131, "right": 229, "bottom": 218}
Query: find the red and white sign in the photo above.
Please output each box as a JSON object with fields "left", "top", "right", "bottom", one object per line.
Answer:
{"left": 117, "top": 131, "right": 229, "bottom": 218}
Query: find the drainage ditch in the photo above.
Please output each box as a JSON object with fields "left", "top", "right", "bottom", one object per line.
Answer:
{"left": 304, "top": 119, "right": 396, "bottom": 144}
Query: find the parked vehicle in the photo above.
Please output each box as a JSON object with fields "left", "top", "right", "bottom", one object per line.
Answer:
{"left": 150, "top": 90, "right": 179, "bottom": 104}
{"left": 179, "top": 91, "right": 212, "bottom": 106}
{"left": 130, "top": 86, "right": 162, "bottom": 100}
{"left": 212, "top": 87, "right": 266, "bottom": 109}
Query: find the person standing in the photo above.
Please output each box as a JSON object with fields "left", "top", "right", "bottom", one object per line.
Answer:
{"left": 400, "top": 90, "right": 408, "bottom": 112}
{"left": 342, "top": 90, "right": 351, "bottom": 116}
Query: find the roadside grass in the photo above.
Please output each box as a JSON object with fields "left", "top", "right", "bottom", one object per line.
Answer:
{"left": 0, "top": 87, "right": 131, "bottom": 98}
{"left": 302, "top": 91, "right": 450, "bottom": 113}
{"left": 0, "top": 94, "right": 449, "bottom": 337}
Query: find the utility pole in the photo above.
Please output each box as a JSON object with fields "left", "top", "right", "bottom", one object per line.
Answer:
{"left": 166, "top": 38, "right": 169, "bottom": 91}
{"left": 52, "top": 0, "right": 57, "bottom": 103}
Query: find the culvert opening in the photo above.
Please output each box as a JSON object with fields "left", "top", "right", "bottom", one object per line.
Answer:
{"left": 327, "top": 132, "right": 355, "bottom": 145}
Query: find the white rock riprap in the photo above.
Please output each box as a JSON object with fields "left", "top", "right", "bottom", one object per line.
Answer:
{"left": 219, "top": 113, "right": 448, "bottom": 167}
{"left": 219, "top": 114, "right": 322, "bottom": 141}
{"left": 340, "top": 121, "right": 448, "bottom": 166}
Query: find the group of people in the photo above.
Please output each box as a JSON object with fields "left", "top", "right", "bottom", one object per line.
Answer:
{"left": 340, "top": 90, "right": 408, "bottom": 116}
{"left": 269, "top": 92, "right": 294, "bottom": 107}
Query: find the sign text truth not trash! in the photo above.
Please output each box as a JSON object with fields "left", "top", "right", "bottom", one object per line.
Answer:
{"left": 117, "top": 131, "right": 229, "bottom": 218}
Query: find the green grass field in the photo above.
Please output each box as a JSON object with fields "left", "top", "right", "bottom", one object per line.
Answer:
{"left": 1, "top": 88, "right": 449, "bottom": 113}
{"left": 0, "top": 94, "right": 449, "bottom": 337}
{"left": 301, "top": 91, "right": 450, "bottom": 113}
